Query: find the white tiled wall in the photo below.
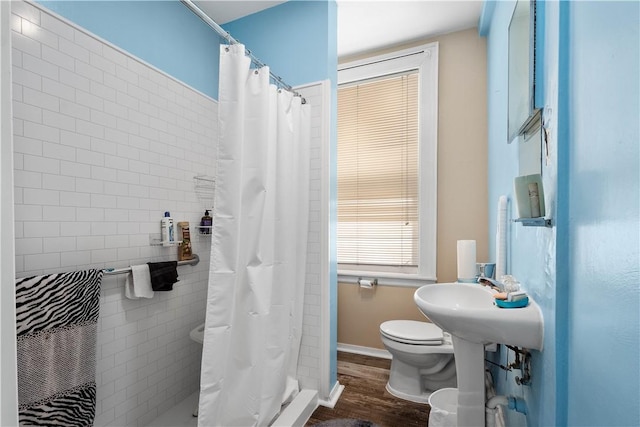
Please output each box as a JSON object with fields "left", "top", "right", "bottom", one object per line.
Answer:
{"left": 12, "top": 2, "right": 217, "bottom": 425}
{"left": 296, "top": 83, "right": 326, "bottom": 392}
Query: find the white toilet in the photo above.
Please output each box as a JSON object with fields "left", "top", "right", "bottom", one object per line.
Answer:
{"left": 189, "top": 322, "right": 206, "bottom": 416}
{"left": 190, "top": 322, "right": 205, "bottom": 344}
{"left": 380, "top": 320, "right": 457, "bottom": 403}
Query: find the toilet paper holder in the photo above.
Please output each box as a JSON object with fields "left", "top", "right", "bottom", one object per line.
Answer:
{"left": 357, "top": 277, "right": 378, "bottom": 288}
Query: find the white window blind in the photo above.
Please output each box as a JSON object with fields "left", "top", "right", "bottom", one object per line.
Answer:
{"left": 337, "top": 72, "right": 419, "bottom": 270}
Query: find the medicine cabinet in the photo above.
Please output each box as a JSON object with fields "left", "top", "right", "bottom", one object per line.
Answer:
{"left": 508, "top": 0, "right": 540, "bottom": 141}
{"left": 508, "top": 0, "right": 551, "bottom": 228}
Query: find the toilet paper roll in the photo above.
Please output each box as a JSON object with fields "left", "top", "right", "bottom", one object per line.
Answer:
{"left": 457, "top": 240, "right": 477, "bottom": 282}
{"left": 360, "top": 280, "right": 372, "bottom": 288}
{"left": 358, "top": 279, "right": 378, "bottom": 289}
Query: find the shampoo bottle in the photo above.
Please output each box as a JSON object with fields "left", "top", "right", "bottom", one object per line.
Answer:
{"left": 161, "top": 211, "right": 174, "bottom": 245}
{"left": 200, "top": 210, "right": 212, "bottom": 234}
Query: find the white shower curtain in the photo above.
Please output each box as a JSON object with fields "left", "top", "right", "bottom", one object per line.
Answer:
{"left": 198, "top": 44, "right": 311, "bottom": 426}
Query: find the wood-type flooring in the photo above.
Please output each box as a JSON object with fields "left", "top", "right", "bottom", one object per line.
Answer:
{"left": 305, "top": 351, "right": 430, "bottom": 427}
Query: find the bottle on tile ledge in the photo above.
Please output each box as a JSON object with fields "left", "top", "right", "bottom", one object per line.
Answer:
{"left": 200, "top": 210, "right": 212, "bottom": 234}
{"left": 161, "top": 211, "right": 175, "bottom": 245}
{"left": 177, "top": 221, "right": 192, "bottom": 261}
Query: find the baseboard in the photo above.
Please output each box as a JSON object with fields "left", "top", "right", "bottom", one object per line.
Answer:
{"left": 271, "top": 389, "right": 318, "bottom": 427}
{"left": 317, "top": 381, "right": 344, "bottom": 409}
{"left": 337, "top": 342, "right": 392, "bottom": 359}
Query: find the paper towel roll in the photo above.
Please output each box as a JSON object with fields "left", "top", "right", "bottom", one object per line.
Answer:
{"left": 457, "top": 240, "right": 477, "bottom": 282}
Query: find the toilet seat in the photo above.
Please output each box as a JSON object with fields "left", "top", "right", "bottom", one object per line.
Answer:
{"left": 380, "top": 320, "right": 444, "bottom": 345}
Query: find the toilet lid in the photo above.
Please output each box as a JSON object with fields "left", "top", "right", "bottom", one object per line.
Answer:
{"left": 380, "top": 320, "right": 444, "bottom": 345}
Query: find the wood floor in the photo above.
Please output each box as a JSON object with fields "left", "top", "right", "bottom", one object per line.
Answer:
{"left": 305, "top": 352, "right": 430, "bottom": 427}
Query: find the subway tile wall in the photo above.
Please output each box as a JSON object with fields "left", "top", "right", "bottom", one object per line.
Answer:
{"left": 11, "top": 1, "right": 216, "bottom": 425}
{"left": 11, "top": 1, "right": 324, "bottom": 425}
{"left": 295, "top": 83, "right": 325, "bottom": 392}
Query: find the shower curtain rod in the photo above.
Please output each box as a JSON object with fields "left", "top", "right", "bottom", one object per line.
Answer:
{"left": 180, "top": 0, "right": 305, "bottom": 102}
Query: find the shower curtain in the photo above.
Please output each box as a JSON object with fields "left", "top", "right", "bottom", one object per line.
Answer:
{"left": 198, "top": 44, "right": 311, "bottom": 426}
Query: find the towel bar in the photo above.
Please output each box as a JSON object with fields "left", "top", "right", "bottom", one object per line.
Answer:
{"left": 103, "top": 254, "right": 200, "bottom": 276}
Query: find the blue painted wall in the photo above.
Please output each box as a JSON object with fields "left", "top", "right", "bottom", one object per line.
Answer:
{"left": 481, "top": 0, "right": 639, "bottom": 425}
{"left": 565, "top": 1, "right": 639, "bottom": 425}
{"left": 223, "top": 0, "right": 339, "bottom": 394}
{"left": 37, "top": 0, "right": 223, "bottom": 98}
{"left": 482, "top": 0, "right": 557, "bottom": 425}
{"left": 222, "top": 0, "right": 336, "bottom": 88}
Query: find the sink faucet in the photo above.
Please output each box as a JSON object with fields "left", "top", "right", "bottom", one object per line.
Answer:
{"left": 476, "top": 276, "right": 504, "bottom": 292}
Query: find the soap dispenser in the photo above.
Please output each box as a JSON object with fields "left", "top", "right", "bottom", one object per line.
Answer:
{"left": 200, "top": 210, "right": 212, "bottom": 234}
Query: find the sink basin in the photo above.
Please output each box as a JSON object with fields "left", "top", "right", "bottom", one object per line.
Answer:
{"left": 414, "top": 283, "right": 544, "bottom": 426}
{"left": 414, "top": 283, "right": 543, "bottom": 350}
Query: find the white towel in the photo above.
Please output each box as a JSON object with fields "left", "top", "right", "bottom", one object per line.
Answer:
{"left": 125, "top": 264, "right": 154, "bottom": 299}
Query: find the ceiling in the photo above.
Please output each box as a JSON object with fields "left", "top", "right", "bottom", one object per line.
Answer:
{"left": 193, "top": 0, "right": 483, "bottom": 59}
{"left": 193, "top": 1, "right": 287, "bottom": 26}
{"left": 337, "top": 1, "right": 483, "bottom": 58}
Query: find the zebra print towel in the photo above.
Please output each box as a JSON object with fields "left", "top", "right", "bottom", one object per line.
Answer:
{"left": 15, "top": 269, "right": 103, "bottom": 427}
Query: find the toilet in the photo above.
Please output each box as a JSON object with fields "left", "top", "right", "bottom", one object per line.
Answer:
{"left": 380, "top": 320, "right": 457, "bottom": 403}
{"left": 190, "top": 322, "right": 205, "bottom": 344}
{"left": 189, "top": 322, "right": 206, "bottom": 417}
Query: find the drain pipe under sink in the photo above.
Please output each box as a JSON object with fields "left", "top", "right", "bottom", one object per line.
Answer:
{"left": 485, "top": 395, "right": 527, "bottom": 427}
{"left": 484, "top": 371, "right": 527, "bottom": 427}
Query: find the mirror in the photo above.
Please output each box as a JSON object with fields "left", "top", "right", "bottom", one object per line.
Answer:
{"left": 508, "top": 0, "right": 538, "bottom": 142}
{"left": 518, "top": 126, "right": 542, "bottom": 175}
{"left": 508, "top": 0, "right": 542, "bottom": 176}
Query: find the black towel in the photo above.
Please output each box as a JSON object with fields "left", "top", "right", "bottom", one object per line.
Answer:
{"left": 147, "top": 261, "right": 178, "bottom": 291}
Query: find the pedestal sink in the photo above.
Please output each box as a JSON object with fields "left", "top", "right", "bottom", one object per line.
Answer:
{"left": 414, "top": 283, "right": 543, "bottom": 427}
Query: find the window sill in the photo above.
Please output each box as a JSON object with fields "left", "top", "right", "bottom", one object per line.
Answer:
{"left": 337, "top": 271, "right": 436, "bottom": 288}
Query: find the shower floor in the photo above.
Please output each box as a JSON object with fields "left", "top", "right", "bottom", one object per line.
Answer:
{"left": 145, "top": 392, "right": 198, "bottom": 427}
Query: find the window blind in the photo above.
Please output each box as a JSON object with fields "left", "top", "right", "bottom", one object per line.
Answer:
{"left": 337, "top": 72, "right": 419, "bottom": 268}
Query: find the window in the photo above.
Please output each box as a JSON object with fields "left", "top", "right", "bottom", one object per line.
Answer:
{"left": 338, "top": 72, "right": 419, "bottom": 271}
{"left": 337, "top": 43, "right": 438, "bottom": 285}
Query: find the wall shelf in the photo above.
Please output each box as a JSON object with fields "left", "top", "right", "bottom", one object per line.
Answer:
{"left": 194, "top": 175, "right": 215, "bottom": 209}
{"left": 513, "top": 217, "right": 553, "bottom": 228}
{"left": 149, "top": 233, "right": 183, "bottom": 246}
{"left": 196, "top": 226, "right": 212, "bottom": 235}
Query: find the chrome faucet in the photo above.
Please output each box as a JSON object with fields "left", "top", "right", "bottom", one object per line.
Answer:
{"left": 476, "top": 276, "right": 504, "bottom": 292}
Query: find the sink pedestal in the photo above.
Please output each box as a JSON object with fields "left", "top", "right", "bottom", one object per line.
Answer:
{"left": 452, "top": 336, "right": 486, "bottom": 427}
